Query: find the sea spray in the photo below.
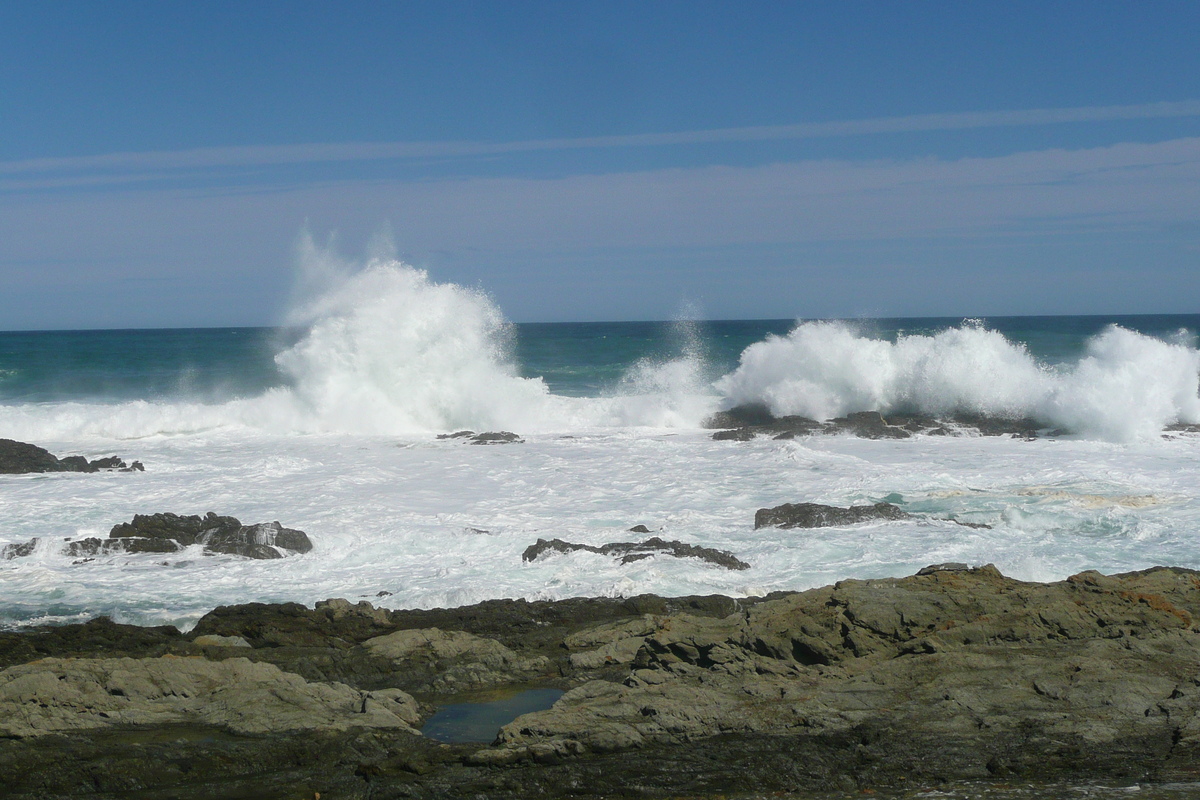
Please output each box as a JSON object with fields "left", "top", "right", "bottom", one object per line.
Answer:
{"left": 715, "top": 320, "right": 1200, "bottom": 440}
{"left": 607, "top": 308, "right": 718, "bottom": 428}
{"left": 2, "top": 253, "right": 1199, "bottom": 441}
{"left": 274, "top": 255, "right": 552, "bottom": 433}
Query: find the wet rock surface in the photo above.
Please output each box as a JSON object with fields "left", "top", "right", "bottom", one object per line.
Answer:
{"left": 0, "top": 438, "right": 142, "bottom": 474}
{"left": 5, "top": 512, "right": 314, "bottom": 561}
{"left": 754, "top": 501, "right": 913, "bottom": 529}
{"left": 437, "top": 430, "right": 525, "bottom": 444}
{"left": 4, "top": 567, "right": 1200, "bottom": 797}
{"left": 522, "top": 536, "right": 751, "bottom": 570}
{"left": 0, "top": 539, "right": 36, "bottom": 560}
{"left": 753, "top": 501, "right": 992, "bottom": 531}
{"left": 706, "top": 403, "right": 1050, "bottom": 441}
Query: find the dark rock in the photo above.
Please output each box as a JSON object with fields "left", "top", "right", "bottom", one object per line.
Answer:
{"left": 754, "top": 501, "right": 913, "bottom": 529}
{"left": 0, "top": 616, "right": 184, "bottom": 671}
{"left": 627, "top": 525, "right": 651, "bottom": 533}
{"left": 711, "top": 427, "right": 757, "bottom": 441}
{"left": 916, "top": 562, "right": 971, "bottom": 575}
{"left": 522, "top": 536, "right": 750, "bottom": 570}
{"left": 468, "top": 431, "right": 524, "bottom": 445}
{"left": 0, "top": 539, "right": 37, "bottom": 559}
{"left": 436, "top": 430, "right": 525, "bottom": 444}
{"left": 702, "top": 402, "right": 777, "bottom": 429}
{"left": 200, "top": 521, "right": 313, "bottom": 559}
{"left": 56, "top": 455, "right": 93, "bottom": 472}
{"left": 949, "top": 412, "right": 1044, "bottom": 437}
{"left": 0, "top": 439, "right": 65, "bottom": 474}
{"left": 49, "top": 512, "right": 314, "bottom": 560}
{"left": 827, "top": 411, "right": 911, "bottom": 439}
{"left": 706, "top": 407, "right": 1064, "bottom": 441}
{"left": 86, "top": 456, "right": 125, "bottom": 470}
{"left": 0, "top": 439, "right": 138, "bottom": 474}
{"left": 63, "top": 536, "right": 180, "bottom": 558}
{"left": 110, "top": 511, "right": 237, "bottom": 545}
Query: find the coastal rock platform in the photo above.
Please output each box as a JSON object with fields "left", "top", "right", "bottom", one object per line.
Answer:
{"left": 3, "top": 566, "right": 1200, "bottom": 798}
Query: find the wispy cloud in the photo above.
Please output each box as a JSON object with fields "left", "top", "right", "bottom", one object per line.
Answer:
{"left": 2, "top": 135, "right": 1199, "bottom": 326}
{"left": 3, "top": 99, "right": 1199, "bottom": 190}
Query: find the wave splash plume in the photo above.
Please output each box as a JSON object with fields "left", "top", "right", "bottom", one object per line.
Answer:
{"left": 715, "top": 320, "right": 1200, "bottom": 441}
{"left": 2, "top": 243, "right": 1199, "bottom": 443}
{"left": 274, "top": 247, "right": 552, "bottom": 434}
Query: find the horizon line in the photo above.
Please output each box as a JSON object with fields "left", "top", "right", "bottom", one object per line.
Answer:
{"left": 3, "top": 311, "right": 1199, "bottom": 336}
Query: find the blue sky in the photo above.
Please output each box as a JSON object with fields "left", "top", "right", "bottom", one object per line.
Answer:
{"left": 2, "top": 1, "right": 1199, "bottom": 328}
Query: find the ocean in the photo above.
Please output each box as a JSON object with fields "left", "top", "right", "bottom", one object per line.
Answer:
{"left": 2, "top": 259, "right": 1200, "bottom": 631}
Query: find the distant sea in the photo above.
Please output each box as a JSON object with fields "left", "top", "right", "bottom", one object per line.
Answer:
{"left": 2, "top": 313, "right": 1197, "bottom": 403}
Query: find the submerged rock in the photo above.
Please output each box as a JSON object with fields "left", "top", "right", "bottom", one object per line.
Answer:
{"left": 705, "top": 403, "right": 1053, "bottom": 441}
{"left": 437, "top": 430, "right": 525, "bottom": 444}
{"left": 469, "top": 431, "right": 524, "bottom": 445}
{"left": 754, "top": 501, "right": 992, "bottom": 531}
{"left": 754, "top": 501, "right": 912, "bottom": 529}
{"left": 826, "top": 410, "right": 911, "bottom": 439}
{"left": 0, "top": 439, "right": 141, "bottom": 474}
{"left": 522, "top": 536, "right": 750, "bottom": 570}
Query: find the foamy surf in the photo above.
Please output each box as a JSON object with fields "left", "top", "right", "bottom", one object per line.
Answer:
{"left": 3, "top": 252, "right": 1200, "bottom": 629}
{"left": 716, "top": 320, "right": 1200, "bottom": 441}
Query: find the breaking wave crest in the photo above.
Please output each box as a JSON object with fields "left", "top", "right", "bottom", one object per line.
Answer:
{"left": 715, "top": 320, "right": 1200, "bottom": 441}
{"left": 2, "top": 244, "right": 1198, "bottom": 443}
{"left": 0, "top": 250, "right": 719, "bottom": 439}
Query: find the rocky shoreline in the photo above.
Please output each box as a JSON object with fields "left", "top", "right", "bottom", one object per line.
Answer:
{"left": 5, "top": 565, "right": 1200, "bottom": 798}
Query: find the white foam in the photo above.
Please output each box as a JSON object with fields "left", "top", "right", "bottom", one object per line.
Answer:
{"left": 4, "top": 429, "right": 1200, "bottom": 630}
{"left": 715, "top": 320, "right": 1200, "bottom": 441}
{"left": 0, "top": 253, "right": 724, "bottom": 440}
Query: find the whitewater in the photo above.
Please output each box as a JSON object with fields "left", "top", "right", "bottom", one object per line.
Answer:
{"left": 3, "top": 253, "right": 1200, "bottom": 630}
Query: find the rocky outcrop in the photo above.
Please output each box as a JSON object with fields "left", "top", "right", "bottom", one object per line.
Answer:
{"left": 706, "top": 403, "right": 1048, "bottom": 441}
{"left": 754, "top": 501, "right": 912, "bottom": 529}
{"left": 483, "top": 565, "right": 1200, "bottom": 781}
{"left": 6, "top": 569, "right": 1200, "bottom": 797}
{"left": 0, "top": 539, "right": 36, "bottom": 560}
{"left": 44, "top": 512, "right": 313, "bottom": 560}
{"left": 0, "top": 438, "right": 142, "bottom": 474}
{"left": 753, "top": 501, "right": 992, "bottom": 530}
{"left": 363, "top": 628, "right": 550, "bottom": 692}
{"left": 437, "top": 430, "right": 525, "bottom": 444}
{"left": 522, "top": 536, "right": 750, "bottom": 570}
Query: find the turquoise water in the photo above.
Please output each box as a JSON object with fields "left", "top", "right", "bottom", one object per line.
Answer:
{"left": 1, "top": 315, "right": 1197, "bottom": 404}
